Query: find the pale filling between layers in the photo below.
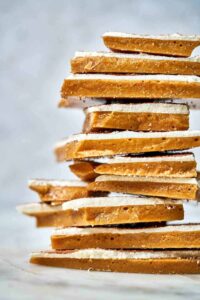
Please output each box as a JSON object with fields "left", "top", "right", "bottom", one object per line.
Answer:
{"left": 75, "top": 51, "right": 200, "bottom": 62}
{"left": 53, "top": 224, "right": 200, "bottom": 236}
{"left": 17, "top": 203, "right": 62, "bottom": 214}
{"left": 67, "top": 74, "right": 200, "bottom": 83}
{"left": 31, "top": 249, "right": 200, "bottom": 260}
{"left": 95, "top": 175, "right": 198, "bottom": 184}
{"left": 82, "top": 153, "right": 195, "bottom": 164}
{"left": 57, "top": 130, "right": 200, "bottom": 146}
{"left": 28, "top": 179, "right": 87, "bottom": 187}
{"left": 62, "top": 196, "right": 182, "bottom": 210}
{"left": 59, "top": 97, "right": 200, "bottom": 111}
{"left": 96, "top": 154, "right": 195, "bottom": 164}
{"left": 86, "top": 103, "right": 189, "bottom": 114}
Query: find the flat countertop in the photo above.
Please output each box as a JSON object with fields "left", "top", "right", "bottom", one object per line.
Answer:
{"left": 2, "top": 209, "right": 200, "bottom": 300}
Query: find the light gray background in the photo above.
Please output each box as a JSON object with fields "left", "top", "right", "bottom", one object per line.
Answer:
{"left": 1, "top": 1, "right": 200, "bottom": 299}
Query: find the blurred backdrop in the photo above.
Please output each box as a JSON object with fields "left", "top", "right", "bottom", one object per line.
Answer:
{"left": 1, "top": 0, "right": 200, "bottom": 237}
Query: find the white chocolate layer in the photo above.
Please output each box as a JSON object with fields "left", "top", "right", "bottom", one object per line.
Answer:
{"left": 53, "top": 224, "right": 200, "bottom": 236}
{"left": 83, "top": 152, "right": 194, "bottom": 164}
{"left": 17, "top": 203, "right": 62, "bottom": 215}
{"left": 67, "top": 74, "right": 200, "bottom": 83}
{"left": 57, "top": 130, "right": 200, "bottom": 146}
{"left": 103, "top": 32, "right": 200, "bottom": 41}
{"left": 75, "top": 51, "right": 200, "bottom": 62}
{"left": 95, "top": 175, "right": 198, "bottom": 185}
{"left": 86, "top": 103, "right": 189, "bottom": 114}
{"left": 31, "top": 249, "right": 200, "bottom": 260}
{"left": 98, "top": 153, "right": 195, "bottom": 164}
{"left": 28, "top": 179, "right": 87, "bottom": 187}
{"left": 60, "top": 97, "right": 107, "bottom": 108}
{"left": 62, "top": 196, "right": 182, "bottom": 210}
{"left": 59, "top": 97, "right": 200, "bottom": 111}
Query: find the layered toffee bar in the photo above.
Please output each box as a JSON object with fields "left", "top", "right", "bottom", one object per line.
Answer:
{"left": 72, "top": 51, "right": 200, "bottom": 75}
{"left": 61, "top": 74, "right": 200, "bottom": 99}
{"left": 83, "top": 103, "right": 189, "bottom": 132}
{"left": 30, "top": 249, "right": 200, "bottom": 274}
{"left": 51, "top": 224, "right": 200, "bottom": 250}
{"left": 28, "top": 179, "right": 89, "bottom": 203}
{"left": 70, "top": 153, "right": 197, "bottom": 180}
{"left": 17, "top": 197, "right": 184, "bottom": 227}
{"left": 55, "top": 131, "right": 200, "bottom": 160}
{"left": 88, "top": 175, "right": 198, "bottom": 200}
{"left": 103, "top": 32, "right": 200, "bottom": 57}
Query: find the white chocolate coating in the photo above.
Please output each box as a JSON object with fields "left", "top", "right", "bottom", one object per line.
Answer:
{"left": 53, "top": 224, "right": 200, "bottom": 236}
{"left": 62, "top": 196, "right": 182, "bottom": 210}
{"left": 86, "top": 103, "right": 189, "bottom": 114}
{"left": 56, "top": 130, "right": 200, "bottom": 146}
{"left": 28, "top": 179, "right": 87, "bottom": 187}
{"left": 59, "top": 97, "right": 200, "bottom": 110}
{"left": 97, "top": 153, "right": 194, "bottom": 164}
{"left": 67, "top": 74, "right": 200, "bottom": 83}
{"left": 95, "top": 175, "right": 198, "bottom": 185}
{"left": 17, "top": 203, "right": 62, "bottom": 215}
{"left": 103, "top": 32, "right": 200, "bottom": 41}
{"left": 75, "top": 51, "right": 200, "bottom": 62}
{"left": 60, "top": 97, "right": 107, "bottom": 108}
{"left": 31, "top": 249, "right": 200, "bottom": 260}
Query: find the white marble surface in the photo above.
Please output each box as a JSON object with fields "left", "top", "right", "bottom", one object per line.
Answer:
{"left": 1, "top": 0, "right": 200, "bottom": 298}
{"left": 1, "top": 211, "right": 200, "bottom": 300}
{"left": 2, "top": 253, "right": 200, "bottom": 300}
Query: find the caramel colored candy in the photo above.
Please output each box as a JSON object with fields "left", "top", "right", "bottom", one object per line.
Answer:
{"left": 55, "top": 131, "right": 200, "bottom": 160}
{"left": 72, "top": 51, "right": 200, "bottom": 75}
{"left": 30, "top": 249, "right": 200, "bottom": 274}
{"left": 17, "top": 197, "right": 184, "bottom": 227}
{"left": 103, "top": 32, "right": 200, "bottom": 57}
{"left": 83, "top": 103, "right": 189, "bottom": 132}
{"left": 51, "top": 224, "right": 200, "bottom": 250}
{"left": 70, "top": 153, "right": 197, "bottom": 180}
{"left": 28, "top": 179, "right": 89, "bottom": 202}
{"left": 88, "top": 175, "right": 198, "bottom": 200}
{"left": 61, "top": 74, "right": 200, "bottom": 99}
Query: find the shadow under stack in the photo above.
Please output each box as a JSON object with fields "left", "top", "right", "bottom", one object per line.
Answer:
{"left": 18, "top": 32, "right": 200, "bottom": 274}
